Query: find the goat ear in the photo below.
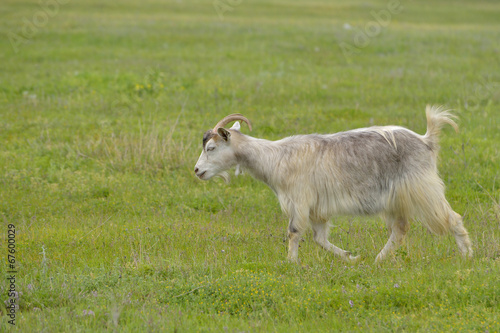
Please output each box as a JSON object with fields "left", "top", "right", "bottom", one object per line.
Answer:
{"left": 230, "top": 121, "right": 241, "bottom": 131}
{"left": 217, "top": 127, "right": 231, "bottom": 141}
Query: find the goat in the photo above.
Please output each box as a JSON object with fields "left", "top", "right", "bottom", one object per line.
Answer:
{"left": 194, "top": 107, "right": 473, "bottom": 262}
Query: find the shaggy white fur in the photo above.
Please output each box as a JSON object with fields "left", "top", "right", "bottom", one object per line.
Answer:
{"left": 194, "top": 106, "right": 473, "bottom": 263}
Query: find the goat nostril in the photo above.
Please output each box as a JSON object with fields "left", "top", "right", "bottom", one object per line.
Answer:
{"left": 194, "top": 167, "right": 199, "bottom": 173}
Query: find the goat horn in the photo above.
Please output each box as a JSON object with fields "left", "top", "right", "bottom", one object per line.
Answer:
{"left": 213, "top": 114, "right": 252, "bottom": 132}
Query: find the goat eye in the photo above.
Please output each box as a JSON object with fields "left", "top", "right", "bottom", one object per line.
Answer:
{"left": 207, "top": 146, "right": 215, "bottom": 152}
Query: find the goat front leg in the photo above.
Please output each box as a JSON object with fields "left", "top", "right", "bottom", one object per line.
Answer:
{"left": 312, "top": 221, "right": 360, "bottom": 262}
{"left": 287, "top": 217, "right": 306, "bottom": 263}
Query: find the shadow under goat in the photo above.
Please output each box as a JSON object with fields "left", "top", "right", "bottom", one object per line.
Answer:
{"left": 194, "top": 107, "right": 473, "bottom": 263}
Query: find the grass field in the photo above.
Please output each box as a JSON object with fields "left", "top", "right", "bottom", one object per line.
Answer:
{"left": 1, "top": 0, "right": 499, "bottom": 331}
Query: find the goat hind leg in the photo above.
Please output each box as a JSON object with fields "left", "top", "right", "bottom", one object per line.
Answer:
{"left": 312, "top": 221, "right": 360, "bottom": 262}
{"left": 450, "top": 212, "right": 473, "bottom": 258}
{"left": 375, "top": 217, "right": 409, "bottom": 263}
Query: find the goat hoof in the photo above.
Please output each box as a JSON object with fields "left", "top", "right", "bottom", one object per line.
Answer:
{"left": 287, "top": 256, "right": 300, "bottom": 264}
{"left": 462, "top": 249, "right": 473, "bottom": 259}
{"left": 348, "top": 254, "right": 361, "bottom": 263}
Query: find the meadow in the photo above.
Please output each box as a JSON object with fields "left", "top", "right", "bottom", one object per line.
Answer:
{"left": 0, "top": 0, "right": 499, "bottom": 331}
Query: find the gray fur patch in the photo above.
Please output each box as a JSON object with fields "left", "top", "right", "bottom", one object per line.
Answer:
{"left": 203, "top": 130, "right": 216, "bottom": 149}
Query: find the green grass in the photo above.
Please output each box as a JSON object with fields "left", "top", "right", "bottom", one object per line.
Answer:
{"left": 1, "top": 0, "right": 499, "bottom": 331}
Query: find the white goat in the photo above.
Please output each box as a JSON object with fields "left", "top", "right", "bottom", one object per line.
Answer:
{"left": 194, "top": 106, "right": 473, "bottom": 262}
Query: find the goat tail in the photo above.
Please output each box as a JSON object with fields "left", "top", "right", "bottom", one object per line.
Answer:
{"left": 423, "top": 105, "right": 459, "bottom": 152}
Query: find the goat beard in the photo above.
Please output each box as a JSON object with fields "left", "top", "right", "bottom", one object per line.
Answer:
{"left": 215, "top": 171, "right": 230, "bottom": 184}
